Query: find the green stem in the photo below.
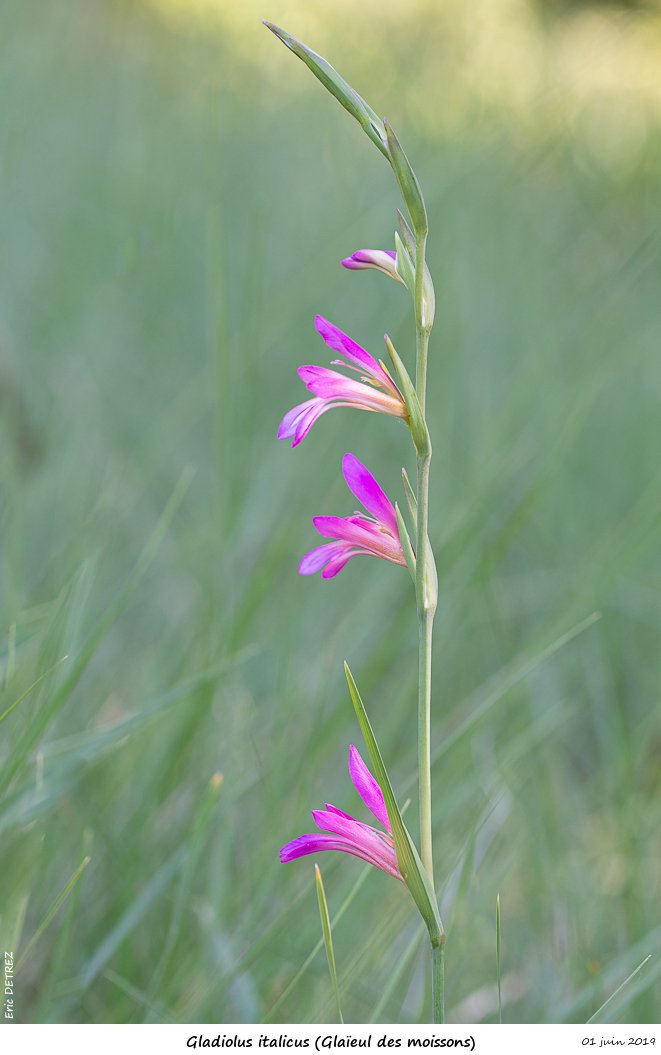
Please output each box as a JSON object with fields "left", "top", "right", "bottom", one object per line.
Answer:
{"left": 413, "top": 230, "right": 441, "bottom": 1021}
{"left": 414, "top": 231, "right": 435, "bottom": 884}
{"left": 431, "top": 936, "right": 445, "bottom": 1024}
{"left": 416, "top": 453, "right": 434, "bottom": 883}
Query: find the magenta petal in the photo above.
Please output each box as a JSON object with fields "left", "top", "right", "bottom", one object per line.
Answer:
{"left": 320, "top": 549, "right": 359, "bottom": 578}
{"left": 349, "top": 745, "right": 391, "bottom": 833}
{"left": 278, "top": 397, "right": 319, "bottom": 440}
{"left": 298, "top": 367, "right": 396, "bottom": 409}
{"left": 312, "top": 809, "right": 399, "bottom": 877}
{"left": 279, "top": 748, "right": 403, "bottom": 882}
{"left": 298, "top": 540, "right": 352, "bottom": 576}
{"left": 312, "top": 516, "right": 404, "bottom": 564}
{"left": 325, "top": 804, "right": 355, "bottom": 821}
{"left": 280, "top": 832, "right": 356, "bottom": 862}
{"left": 314, "top": 315, "right": 380, "bottom": 373}
{"left": 341, "top": 453, "right": 399, "bottom": 540}
{"left": 292, "top": 400, "right": 331, "bottom": 446}
{"left": 314, "top": 315, "right": 393, "bottom": 391}
{"left": 280, "top": 831, "right": 400, "bottom": 878}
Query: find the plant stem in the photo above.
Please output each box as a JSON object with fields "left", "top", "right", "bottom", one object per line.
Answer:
{"left": 431, "top": 937, "right": 445, "bottom": 1024}
{"left": 416, "top": 456, "right": 434, "bottom": 883}
{"left": 413, "top": 230, "right": 442, "bottom": 1020}
{"left": 414, "top": 233, "right": 435, "bottom": 883}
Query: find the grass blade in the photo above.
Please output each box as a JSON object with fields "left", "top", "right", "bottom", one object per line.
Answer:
{"left": 0, "top": 655, "right": 67, "bottom": 726}
{"left": 262, "top": 865, "right": 370, "bottom": 1023}
{"left": 586, "top": 955, "right": 651, "bottom": 1024}
{"left": 80, "top": 847, "right": 184, "bottom": 990}
{"left": 369, "top": 922, "right": 425, "bottom": 1023}
{"left": 104, "top": 969, "right": 168, "bottom": 1021}
{"left": 16, "top": 856, "right": 90, "bottom": 971}
{"left": 315, "top": 864, "right": 343, "bottom": 1024}
{"left": 145, "top": 773, "right": 224, "bottom": 1012}
{"left": 0, "top": 468, "right": 194, "bottom": 798}
{"left": 497, "top": 894, "right": 502, "bottom": 1024}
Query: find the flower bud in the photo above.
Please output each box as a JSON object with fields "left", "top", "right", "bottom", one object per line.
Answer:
{"left": 341, "top": 249, "right": 405, "bottom": 286}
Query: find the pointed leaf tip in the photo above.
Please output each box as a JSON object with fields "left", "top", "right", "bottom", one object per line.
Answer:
{"left": 384, "top": 121, "right": 428, "bottom": 239}
{"left": 384, "top": 336, "right": 430, "bottom": 458}
{"left": 395, "top": 503, "right": 416, "bottom": 585}
{"left": 262, "top": 22, "right": 389, "bottom": 160}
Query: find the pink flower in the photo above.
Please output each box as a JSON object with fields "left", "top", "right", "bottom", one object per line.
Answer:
{"left": 299, "top": 452, "right": 407, "bottom": 579}
{"left": 341, "top": 249, "right": 405, "bottom": 286}
{"left": 277, "top": 315, "right": 407, "bottom": 448}
{"left": 280, "top": 745, "right": 403, "bottom": 881}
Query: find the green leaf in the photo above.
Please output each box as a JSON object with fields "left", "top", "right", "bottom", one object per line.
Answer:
{"left": 385, "top": 122, "right": 427, "bottom": 237}
{"left": 586, "top": 955, "right": 652, "bottom": 1024}
{"left": 395, "top": 503, "right": 416, "bottom": 585}
{"left": 80, "top": 847, "right": 184, "bottom": 990}
{"left": 397, "top": 209, "right": 416, "bottom": 253}
{"left": 394, "top": 231, "right": 416, "bottom": 299}
{"left": 315, "top": 864, "right": 343, "bottom": 1023}
{"left": 262, "top": 866, "right": 370, "bottom": 1023}
{"left": 0, "top": 467, "right": 195, "bottom": 800}
{"left": 0, "top": 654, "right": 68, "bottom": 726}
{"left": 16, "top": 856, "right": 90, "bottom": 970}
{"left": 263, "top": 22, "right": 388, "bottom": 160}
{"left": 145, "top": 773, "right": 224, "bottom": 1013}
{"left": 497, "top": 894, "right": 502, "bottom": 1024}
{"left": 395, "top": 217, "right": 435, "bottom": 328}
{"left": 401, "top": 469, "right": 418, "bottom": 541}
{"left": 344, "top": 663, "right": 444, "bottom": 948}
{"left": 385, "top": 336, "right": 431, "bottom": 458}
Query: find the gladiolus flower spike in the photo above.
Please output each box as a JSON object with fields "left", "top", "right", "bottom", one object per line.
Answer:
{"left": 278, "top": 316, "right": 407, "bottom": 448}
{"left": 299, "top": 452, "right": 408, "bottom": 579}
{"left": 280, "top": 745, "right": 404, "bottom": 881}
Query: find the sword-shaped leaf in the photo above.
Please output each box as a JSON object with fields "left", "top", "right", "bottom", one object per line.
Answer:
{"left": 395, "top": 503, "right": 416, "bottom": 584}
{"left": 385, "top": 122, "right": 428, "bottom": 238}
{"left": 263, "top": 22, "right": 389, "bottom": 160}
{"left": 344, "top": 663, "right": 443, "bottom": 949}
{"left": 385, "top": 336, "right": 430, "bottom": 458}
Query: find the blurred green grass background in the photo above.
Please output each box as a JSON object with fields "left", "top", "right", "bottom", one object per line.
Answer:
{"left": 1, "top": 0, "right": 661, "bottom": 1024}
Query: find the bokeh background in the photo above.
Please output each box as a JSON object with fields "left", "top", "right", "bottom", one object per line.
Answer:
{"left": 1, "top": 0, "right": 661, "bottom": 1024}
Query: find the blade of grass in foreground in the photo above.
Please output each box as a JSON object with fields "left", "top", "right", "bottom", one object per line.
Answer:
{"left": 399, "top": 611, "right": 601, "bottom": 797}
{"left": 586, "top": 955, "right": 651, "bottom": 1023}
{"left": 368, "top": 922, "right": 425, "bottom": 1023}
{"left": 36, "top": 829, "right": 93, "bottom": 1021}
{"left": 497, "top": 894, "right": 502, "bottom": 1024}
{"left": 16, "top": 856, "right": 90, "bottom": 970}
{"left": 0, "top": 468, "right": 194, "bottom": 798}
{"left": 0, "top": 655, "right": 67, "bottom": 726}
{"left": 145, "top": 773, "right": 224, "bottom": 1017}
{"left": 80, "top": 846, "right": 185, "bottom": 991}
{"left": 315, "top": 864, "right": 343, "bottom": 1024}
{"left": 262, "top": 865, "right": 370, "bottom": 1023}
{"left": 104, "top": 969, "right": 168, "bottom": 1020}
